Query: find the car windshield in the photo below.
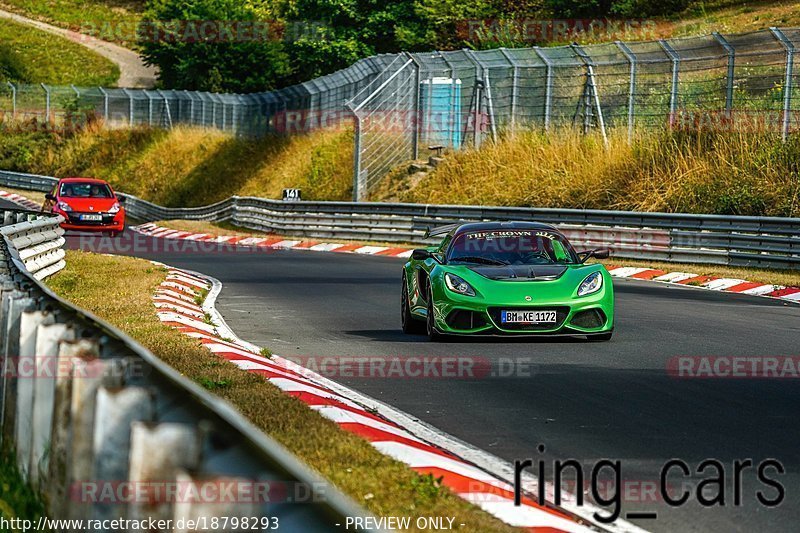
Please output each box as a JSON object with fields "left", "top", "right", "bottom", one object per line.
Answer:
{"left": 447, "top": 230, "right": 579, "bottom": 265}
{"left": 59, "top": 182, "right": 113, "bottom": 198}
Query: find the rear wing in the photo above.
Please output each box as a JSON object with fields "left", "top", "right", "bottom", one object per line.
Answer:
{"left": 423, "top": 223, "right": 462, "bottom": 239}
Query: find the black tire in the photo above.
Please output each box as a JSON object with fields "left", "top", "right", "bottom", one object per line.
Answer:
{"left": 426, "top": 286, "right": 444, "bottom": 341}
{"left": 401, "top": 276, "right": 425, "bottom": 334}
{"left": 587, "top": 330, "right": 613, "bottom": 342}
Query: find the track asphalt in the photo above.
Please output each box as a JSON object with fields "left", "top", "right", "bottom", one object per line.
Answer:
{"left": 64, "top": 230, "right": 800, "bottom": 532}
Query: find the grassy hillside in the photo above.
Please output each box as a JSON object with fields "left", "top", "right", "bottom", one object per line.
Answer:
{"left": 0, "top": 124, "right": 354, "bottom": 205}
{"left": 0, "top": 0, "right": 144, "bottom": 48}
{"left": 378, "top": 129, "right": 800, "bottom": 217}
{"left": 669, "top": 0, "right": 800, "bottom": 37}
{"left": 0, "top": 18, "right": 119, "bottom": 85}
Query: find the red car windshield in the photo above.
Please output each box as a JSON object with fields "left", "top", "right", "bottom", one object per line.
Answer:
{"left": 59, "top": 182, "right": 113, "bottom": 198}
{"left": 447, "top": 230, "right": 580, "bottom": 265}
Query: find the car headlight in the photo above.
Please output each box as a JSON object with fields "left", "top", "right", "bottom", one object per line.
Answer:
{"left": 56, "top": 201, "right": 72, "bottom": 212}
{"left": 577, "top": 271, "right": 603, "bottom": 296}
{"left": 108, "top": 202, "right": 121, "bottom": 214}
{"left": 445, "top": 273, "right": 476, "bottom": 297}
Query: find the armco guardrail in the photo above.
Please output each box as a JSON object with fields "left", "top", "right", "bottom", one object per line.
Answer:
{"left": 0, "top": 212, "right": 66, "bottom": 279}
{"left": 0, "top": 206, "right": 375, "bottom": 530}
{"left": 2, "top": 169, "right": 798, "bottom": 269}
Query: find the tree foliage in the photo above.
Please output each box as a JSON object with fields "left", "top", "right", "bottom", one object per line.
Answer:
{"left": 140, "top": 0, "right": 691, "bottom": 92}
{"left": 140, "top": 0, "right": 290, "bottom": 92}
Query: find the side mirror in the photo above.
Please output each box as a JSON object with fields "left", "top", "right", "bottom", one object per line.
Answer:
{"left": 593, "top": 248, "right": 610, "bottom": 260}
{"left": 117, "top": 195, "right": 126, "bottom": 203}
{"left": 411, "top": 249, "right": 433, "bottom": 261}
{"left": 45, "top": 193, "right": 56, "bottom": 201}
{"left": 579, "top": 248, "right": 611, "bottom": 263}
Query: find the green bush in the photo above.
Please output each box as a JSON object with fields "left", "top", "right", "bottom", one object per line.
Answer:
{"left": 0, "top": 43, "right": 30, "bottom": 83}
{"left": 139, "top": 0, "right": 291, "bottom": 92}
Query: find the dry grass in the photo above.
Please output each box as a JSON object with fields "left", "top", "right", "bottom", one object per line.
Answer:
{"left": 389, "top": 129, "right": 800, "bottom": 217}
{"left": 4, "top": 126, "right": 354, "bottom": 207}
{"left": 46, "top": 250, "right": 519, "bottom": 533}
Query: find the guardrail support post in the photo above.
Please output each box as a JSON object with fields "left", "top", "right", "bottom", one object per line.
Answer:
{"left": 30, "top": 322, "right": 74, "bottom": 488}
{"left": 1, "top": 295, "right": 35, "bottom": 446}
{"left": 68, "top": 357, "right": 123, "bottom": 521}
{"left": 47, "top": 338, "right": 99, "bottom": 519}
{"left": 92, "top": 385, "right": 155, "bottom": 522}
{"left": 532, "top": 47, "right": 553, "bottom": 131}
{"left": 713, "top": 32, "right": 736, "bottom": 116}
{"left": 15, "top": 310, "right": 55, "bottom": 480}
{"left": 771, "top": 27, "right": 795, "bottom": 141}
{"left": 128, "top": 422, "right": 203, "bottom": 523}
{"left": 658, "top": 40, "right": 681, "bottom": 127}
{"left": 173, "top": 470, "right": 261, "bottom": 527}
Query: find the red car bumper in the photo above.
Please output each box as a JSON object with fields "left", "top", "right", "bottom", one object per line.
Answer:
{"left": 55, "top": 209, "right": 125, "bottom": 232}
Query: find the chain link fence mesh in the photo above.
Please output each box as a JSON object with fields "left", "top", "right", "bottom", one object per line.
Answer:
{"left": 1, "top": 29, "right": 799, "bottom": 200}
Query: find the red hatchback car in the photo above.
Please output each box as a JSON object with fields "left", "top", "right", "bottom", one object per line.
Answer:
{"left": 44, "top": 177, "right": 126, "bottom": 235}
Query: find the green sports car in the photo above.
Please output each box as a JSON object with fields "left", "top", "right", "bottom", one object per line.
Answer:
{"left": 401, "top": 221, "right": 614, "bottom": 341}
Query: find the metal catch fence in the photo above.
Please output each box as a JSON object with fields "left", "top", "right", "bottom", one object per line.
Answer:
{"left": 2, "top": 29, "right": 800, "bottom": 200}
{"left": 346, "top": 27, "right": 800, "bottom": 199}
{"left": 0, "top": 55, "right": 398, "bottom": 136}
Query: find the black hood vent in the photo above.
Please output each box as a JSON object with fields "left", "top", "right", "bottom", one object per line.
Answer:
{"left": 467, "top": 264, "right": 568, "bottom": 281}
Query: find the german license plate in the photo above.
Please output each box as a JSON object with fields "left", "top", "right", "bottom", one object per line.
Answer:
{"left": 501, "top": 310, "right": 557, "bottom": 323}
{"left": 80, "top": 214, "right": 102, "bottom": 221}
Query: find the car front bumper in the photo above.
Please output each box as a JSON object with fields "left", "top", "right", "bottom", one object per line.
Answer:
{"left": 56, "top": 210, "right": 125, "bottom": 232}
{"left": 431, "top": 286, "right": 614, "bottom": 336}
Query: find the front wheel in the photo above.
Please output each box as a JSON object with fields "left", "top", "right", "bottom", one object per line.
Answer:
{"left": 426, "top": 287, "right": 444, "bottom": 342}
{"left": 401, "top": 276, "right": 425, "bottom": 334}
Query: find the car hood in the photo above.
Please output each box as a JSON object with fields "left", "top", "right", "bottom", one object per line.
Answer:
{"left": 58, "top": 197, "right": 117, "bottom": 211}
{"left": 467, "top": 264, "right": 568, "bottom": 281}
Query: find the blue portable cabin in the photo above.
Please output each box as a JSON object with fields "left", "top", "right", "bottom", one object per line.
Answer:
{"left": 420, "top": 77, "right": 462, "bottom": 150}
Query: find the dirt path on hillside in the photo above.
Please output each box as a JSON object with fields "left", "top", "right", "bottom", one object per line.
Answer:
{"left": 0, "top": 7, "right": 156, "bottom": 88}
